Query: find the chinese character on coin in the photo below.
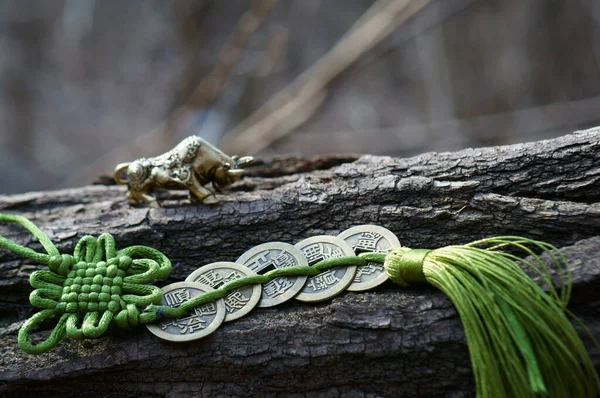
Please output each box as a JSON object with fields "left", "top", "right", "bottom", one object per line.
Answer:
{"left": 337, "top": 225, "right": 401, "bottom": 291}
{"left": 294, "top": 235, "right": 356, "bottom": 303}
{"left": 186, "top": 262, "right": 261, "bottom": 322}
{"left": 146, "top": 282, "right": 226, "bottom": 342}
{"left": 236, "top": 242, "right": 308, "bottom": 307}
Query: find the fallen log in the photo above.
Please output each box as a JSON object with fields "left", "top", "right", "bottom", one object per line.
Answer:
{"left": 0, "top": 127, "right": 599, "bottom": 397}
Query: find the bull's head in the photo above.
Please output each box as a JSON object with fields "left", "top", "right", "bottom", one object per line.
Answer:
{"left": 212, "top": 156, "right": 254, "bottom": 192}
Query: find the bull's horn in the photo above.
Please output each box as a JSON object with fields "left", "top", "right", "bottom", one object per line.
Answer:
{"left": 113, "top": 162, "right": 131, "bottom": 184}
{"left": 235, "top": 156, "right": 254, "bottom": 168}
{"left": 227, "top": 169, "right": 244, "bottom": 177}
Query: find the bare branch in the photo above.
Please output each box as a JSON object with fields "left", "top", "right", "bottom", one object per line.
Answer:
{"left": 218, "top": 0, "right": 434, "bottom": 155}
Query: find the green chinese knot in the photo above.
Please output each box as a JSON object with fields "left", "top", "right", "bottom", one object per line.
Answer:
{"left": 57, "top": 254, "right": 128, "bottom": 317}
{"left": 0, "top": 213, "right": 171, "bottom": 354}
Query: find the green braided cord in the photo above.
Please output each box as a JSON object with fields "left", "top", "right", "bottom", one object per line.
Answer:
{"left": 359, "top": 252, "right": 386, "bottom": 263}
{"left": 139, "top": 256, "right": 367, "bottom": 322}
{"left": 383, "top": 237, "right": 600, "bottom": 398}
{"left": 0, "top": 212, "right": 172, "bottom": 354}
{"left": 0, "top": 213, "right": 58, "bottom": 264}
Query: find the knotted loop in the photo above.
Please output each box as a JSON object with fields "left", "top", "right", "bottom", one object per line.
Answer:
{"left": 114, "top": 304, "right": 140, "bottom": 329}
{"left": 65, "top": 313, "right": 85, "bottom": 340}
{"left": 97, "top": 233, "right": 117, "bottom": 260}
{"left": 48, "top": 254, "right": 75, "bottom": 276}
{"left": 384, "top": 247, "right": 431, "bottom": 287}
{"left": 29, "top": 288, "right": 60, "bottom": 309}
{"left": 30, "top": 270, "right": 65, "bottom": 291}
{"left": 122, "top": 282, "right": 163, "bottom": 307}
{"left": 17, "top": 311, "right": 69, "bottom": 354}
{"left": 118, "top": 246, "right": 171, "bottom": 281}
{"left": 74, "top": 235, "right": 102, "bottom": 263}
{"left": 82, "top": 311, "right": 114, "bottom": 338}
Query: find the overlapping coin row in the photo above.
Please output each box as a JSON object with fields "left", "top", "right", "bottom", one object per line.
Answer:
{"left": 147, "top": 225, "right": 400, "bottom": 342}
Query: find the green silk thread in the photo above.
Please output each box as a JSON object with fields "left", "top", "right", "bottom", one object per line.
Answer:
{"left": 1, "top": 212, "right": 599, "bottom": 397}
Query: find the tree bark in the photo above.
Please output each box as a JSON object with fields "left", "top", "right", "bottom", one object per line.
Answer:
{"left": 0, "top": 127, "right": 599, "bottom": 397}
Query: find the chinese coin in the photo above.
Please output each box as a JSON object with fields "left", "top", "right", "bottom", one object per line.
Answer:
{"left": 294, "top": 235, "right": 356, "bottom": 303}
{"left": 337, "top": 225, "right": 401, "bottom": 291}
{"left": 186, "top": 262, "right": 261, "bottom": 322}
{"left": 146, "top": 282, "right": 226, "bottom": 342}
{"left": 236, "top": 242, "right": 308, "bottom": 307}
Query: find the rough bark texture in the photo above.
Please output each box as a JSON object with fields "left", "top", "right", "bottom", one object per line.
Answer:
{"left": 1, "top": 127, "right": 599, "bottom": 397}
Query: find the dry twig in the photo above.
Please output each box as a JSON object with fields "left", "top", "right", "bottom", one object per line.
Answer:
{"left": 218, "top": 0, "right": 433, "bottom": 155}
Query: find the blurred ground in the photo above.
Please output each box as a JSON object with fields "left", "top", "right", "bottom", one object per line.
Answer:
{"left": 1, "top": 0, "right": 599, "bottom": 194}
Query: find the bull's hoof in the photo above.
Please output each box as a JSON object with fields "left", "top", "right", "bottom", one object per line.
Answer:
{"left": 202, "top": 195, "right": 219, "bottom": 205}
{"left": 148, "top": 200, "right": 161, "bottom": 208}
{"left": 126, "top": 193, "right": 138, "bottom": 206}
{"left": 188, "top": 194, "right": 201, "bottom": 204}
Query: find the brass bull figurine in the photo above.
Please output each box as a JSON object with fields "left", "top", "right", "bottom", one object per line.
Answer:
{"left": 114, "top": 136, "right": 254, "bottom": 208}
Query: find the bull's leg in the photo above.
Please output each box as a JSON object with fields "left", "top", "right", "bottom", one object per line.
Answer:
{"left": 129, "top": 189, "right": 160, "bottom": 208}
{"left": 189, "top": 174, "right": 218, "bottom": 205}
{"left": 126, "top": 191, "right": 140, "bottom": 206}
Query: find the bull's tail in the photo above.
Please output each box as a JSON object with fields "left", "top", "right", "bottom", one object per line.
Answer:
{"left": 114, "top": 162, "right": 131, "bottom": 184}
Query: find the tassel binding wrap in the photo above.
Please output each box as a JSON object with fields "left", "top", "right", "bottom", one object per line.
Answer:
{"left": 0, "top": 212, "right": 598, "bottom": 397}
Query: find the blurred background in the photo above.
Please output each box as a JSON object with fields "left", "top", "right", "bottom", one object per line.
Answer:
{"left": 0, "top": 0, "right": 599, "bottom": 194}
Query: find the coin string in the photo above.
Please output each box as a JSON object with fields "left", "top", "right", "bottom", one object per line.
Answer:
{"left": 0, "top": 212, "right": 598, "bottom": 398}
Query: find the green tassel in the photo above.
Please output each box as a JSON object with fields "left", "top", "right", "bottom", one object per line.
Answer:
{"left": 383, "top": 237, "right": 600, "bottom": 397}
